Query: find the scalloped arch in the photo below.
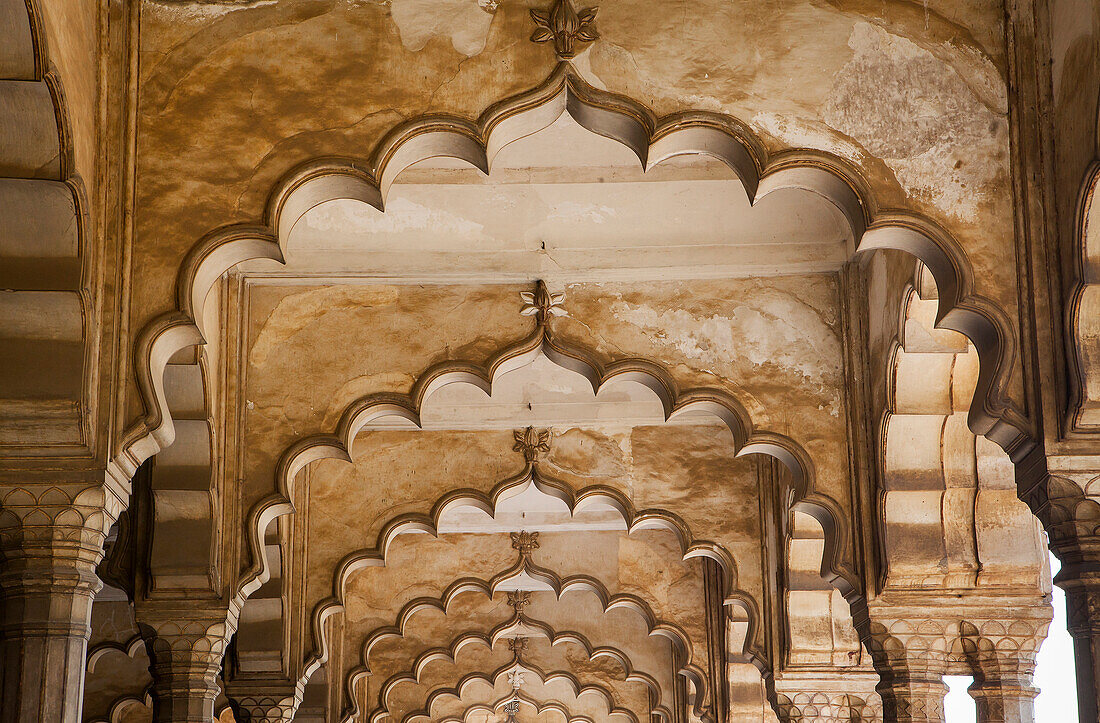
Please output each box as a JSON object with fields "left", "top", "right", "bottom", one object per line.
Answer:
{"left": 406, "top": 666, "right": 638, "bottom": 723}
{"left": 1068, "top": 158, "right": 1100, "bottom": 430}
{"left": 354, "top": 617, "right": 674, "bottom": 723}
{"left": 225, "top": 328, "right": 827, "bottom": 713}
{"left": 440, "top": 692, "right": 595, "bottom": 723}
{"left": 371, "top": 658, "right": 655, "bottom": 723}
{"left": 344, "top": 573, "right": 711, "bottom": 720}
{"left": 117, "top": 64, "right": 1029, "bottom": 478}
{"left": 86, "top": 635, "right": 147, "bottom": 674}
{"left": 85, "top": 693, "right": 153, "bottom": 723}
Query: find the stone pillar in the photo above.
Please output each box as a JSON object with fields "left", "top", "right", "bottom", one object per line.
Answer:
{"left": 859, "top": 615, "right": 950, "bottom": 723}
{"left": 960, "top": 620, "right": 1047, "bottom": 723}
{"left": 968, "top": 675, "right": 1039, "bottom": 723}
{"left": 1034, "top": 471, "right": 1100, "bottom": 723}
{"left": 1059, "top": 572, "right": 1100, "bottom": 723}
{"left": 876, "top": 664, "right": 947, "bottom": 723}
{"left": 140, "top": 612, "right": 231, "bottom": 723}
{"left": 0, "top": 480, "right": 121, "bottom": 723}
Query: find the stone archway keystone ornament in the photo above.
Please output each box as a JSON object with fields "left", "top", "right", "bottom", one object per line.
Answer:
{"left": 530, "top": 0, "right": 599, "bottom": 60}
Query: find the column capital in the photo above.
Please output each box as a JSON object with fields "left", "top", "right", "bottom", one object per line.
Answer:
{"left": 0, "top": 479, "right": 124, "bottom": 565}
{"left": 139, "top": 607, "right": 233, "bottom": 723}
{"left": 225, "top": 681, "right": 299, "bottom": 723}
{"left": 772, "top": 668, "right": 881, "bottom": 722}
{"left": 0, "top": 475, "right": 123, "bottom": 723}
{"left": 857, "top": 606, "right": 951, "bottom": 723}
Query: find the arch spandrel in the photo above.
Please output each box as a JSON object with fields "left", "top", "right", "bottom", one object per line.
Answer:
{"left": 239, "top": 284, "right": 533, "bottom": 501}
{"left": 236, "top": 277, "right": 849, "bottom": 507}
{"left": 299, "top": 431, "right": 522, "bottom": 591}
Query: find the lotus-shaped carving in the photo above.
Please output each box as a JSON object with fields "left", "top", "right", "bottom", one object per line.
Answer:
{"left": 530, "top": 0, "right": 599, "bottom": 60}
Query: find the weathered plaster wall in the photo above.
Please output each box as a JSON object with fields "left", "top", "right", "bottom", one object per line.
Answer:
{"left": 554, "top": 278, "right": 853, "bottom": 527}
{"left": 126, "top": 0, "right": 1026, "bottom": 432}
{"left": 238, "top": 277, "right": 849, "bottom": 513}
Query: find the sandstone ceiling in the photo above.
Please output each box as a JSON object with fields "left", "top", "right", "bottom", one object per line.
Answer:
{"left": 1, "top": 0, "right": 1083, "bottom": 721}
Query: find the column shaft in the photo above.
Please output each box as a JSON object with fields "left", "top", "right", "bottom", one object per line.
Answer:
{"left": 1064, "top": 584, "right": 1100, "bottom": 723}
{"left": 969, "top": 677, "right": 1038, "bottom": 723}
{"left": 878, "top": 673, "right": 946, "bottom": 723}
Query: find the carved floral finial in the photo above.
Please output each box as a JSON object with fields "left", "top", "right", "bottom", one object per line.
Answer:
{"left": 530, "top": 0, "right": 598, "bottom": 60}
{"left": 507, "top": 590, "right": 532, "bottom": 614}
{"left": 508, "top": 637, "right": 529, "bottom": 659}
{"left": 511, "top": 530, "right": 540, "bottom": 556}
{"left": 508, "top": 667, "right": 526, "bottom": 688}
{"left": 513, "top": 427, "right": 551, "bottom": 463}
{"left": 520, "top": 280, "right": 566, "bottom": 325}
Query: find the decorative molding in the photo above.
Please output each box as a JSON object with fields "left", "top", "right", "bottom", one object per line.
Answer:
{"left": 400, "top": 666, "right": 636, "bottom": 723}
{"left": 508, "top": 637, "right": 529, "bottom": 656}
{"left": 774, "top": 691, "right": 880, "bottom": 723}
{"left": 510, "top": 530, "right": 540, "bottom": 556}
{"left": 519, "top": 280, "right": 566, "bottom": 326}
{"left": 507, "top": 591, "right": 532, "bottom": 615}
{"left": 230, "top": 691, "right": 298, "bottom": 723}
{"left": 529, "top": 0, "right": 599, "bottom": 60}
{"left": 513, "top": 426, "right": 552, "bottom": 464}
